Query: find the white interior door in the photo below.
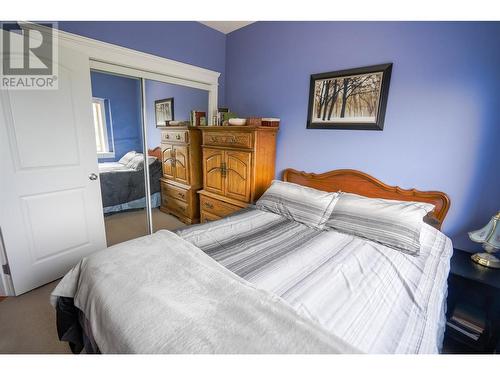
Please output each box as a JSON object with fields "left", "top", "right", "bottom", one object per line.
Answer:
{"left": 0, "top": 29, "right": 107, "bottom": 295}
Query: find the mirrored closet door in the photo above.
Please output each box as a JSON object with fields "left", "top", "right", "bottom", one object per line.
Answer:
{"left": 90, "top": 69, "right": 212, "bottom": 245}
{"left": 90, "top": 70, "right": 149, "bottom": 246}
{"left": 144, "top": 79, "right": 209, "bottom": 231}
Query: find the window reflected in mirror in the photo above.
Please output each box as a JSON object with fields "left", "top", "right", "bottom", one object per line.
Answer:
{"left": 90, "top": 70, "right": 148, "bottom": 246}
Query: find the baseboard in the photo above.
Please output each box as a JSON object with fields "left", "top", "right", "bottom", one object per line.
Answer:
{"left": 0, "top": 275, "right": 5, "bottom": 297}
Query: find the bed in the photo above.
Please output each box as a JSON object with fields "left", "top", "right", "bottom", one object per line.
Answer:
{"left": 51, "top": 168, "right": 452, "bottom": 354}
{"left": 99, "top": 148, "right": 163, "bottom": 214}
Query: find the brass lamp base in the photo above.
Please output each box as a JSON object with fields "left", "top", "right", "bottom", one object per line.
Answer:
{"left": 471, "top": 252, "right": 500, "bottom": 269}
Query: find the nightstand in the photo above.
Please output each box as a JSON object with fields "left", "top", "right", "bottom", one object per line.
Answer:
{"left": 443, "top": 248, "right": 500, "bottom": 353}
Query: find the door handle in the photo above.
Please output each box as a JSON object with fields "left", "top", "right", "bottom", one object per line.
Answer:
{"left": 89, "top": 173, "right": 98, "bottom": 181}
{"left": 220, "top": 162, "right": 227, "bottom": 178}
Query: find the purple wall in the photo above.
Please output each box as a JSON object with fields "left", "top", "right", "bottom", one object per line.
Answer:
{"left": 91, "top": 71, "right": 142, "bottom": 162}
{"left": 57, "top": 21, "right": 226, "bottom": 105}
{"left": 226, "top": 22, "right": 500, "bottom": 250}
{"left": 145, "top": 80, "right": 208, "bottom": 148}
{"left": 57, "top": 21, "right": 500, "bottom": 249}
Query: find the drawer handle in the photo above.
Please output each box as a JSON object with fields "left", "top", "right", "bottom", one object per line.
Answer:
{"left": 165, "top": 134, "right": 170, "bottom": 139}
{"left": 177, "top": 192, "right": 185, "bottom": 199}
{"left": 176, "top": 134, "right": 181, "bottom": 140}
{"left": 173, "top": 205, "right": 185, "bottom": 213}
{"left": 221, "top": 162, "right": 227, "bottom": 178}
{"left": 204, "top": 202, "right": 214, "bottom": 209}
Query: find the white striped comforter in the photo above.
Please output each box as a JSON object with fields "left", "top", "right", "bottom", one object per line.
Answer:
{"left": 176, "top": 207, "right": 453, "bottom": 354}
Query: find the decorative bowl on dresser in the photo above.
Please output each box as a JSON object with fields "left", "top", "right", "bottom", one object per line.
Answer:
{"left": 198, "top": 125, "right": 278, "bottom": 223}
{"left": 159, "top": 126, "right": 202, "bottom": 224}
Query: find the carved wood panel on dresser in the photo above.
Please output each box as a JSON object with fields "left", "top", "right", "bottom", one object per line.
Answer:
{"left": 159, "top": 126, "right": 202, "bottom": 224}
{"left": 199, "top": 126, "right": 278, "bottom": 223}
{"left": 161, "top": 144, "right": 175, "bottom": 179}
{"left": 225, "top": 150, "right": 252, "bottom": 202}
{"left": 172, "top": 144, "right": 189, "bottom": 185}
{"left": 203, "top": 147, "right": 225, "bottom": 196}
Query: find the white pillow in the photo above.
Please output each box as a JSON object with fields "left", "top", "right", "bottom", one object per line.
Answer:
{"left": 118, "top": 151, "right": 137, "bottom": 166}
{"left": 126, "top": 154, "right": 146, "bottom": 170}
{"left": 256, "top": 180, "right": 339, "bottom": 229}
{"left": 127, "top": 152, "right": 148, "bottom": 171}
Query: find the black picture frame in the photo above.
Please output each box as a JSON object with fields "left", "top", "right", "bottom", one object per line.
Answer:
{"left": 155, "top": 97, "right": 175, "bottom": 127}
{"left": 306, "top": 63, "right": 392, "bottom": 130}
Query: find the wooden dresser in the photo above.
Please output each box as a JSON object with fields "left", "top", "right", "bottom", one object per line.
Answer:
{"left": 159, "top": 126, "right": 202, "bottom": 224}
{"left": 199, "top": 126, "right": 278, "bottom": 223}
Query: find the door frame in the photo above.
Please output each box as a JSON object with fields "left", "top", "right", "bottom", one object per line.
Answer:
{"left": 0, "top": 228, "right": 14, "bottom": 296}
{"left": 0, "top": 23, "right": 220, "bottom": 296}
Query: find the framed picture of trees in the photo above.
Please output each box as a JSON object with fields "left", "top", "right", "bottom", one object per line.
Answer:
{"left": 307, "top": 63, "right": 392, "bottom": 130}
{"left": 155, "top": 97, "right": 174, "bottom": 127}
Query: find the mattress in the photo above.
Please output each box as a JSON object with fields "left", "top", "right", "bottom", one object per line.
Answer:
{"left": 98, "top": 162, "right": 134, "bottom": 173}
{"left": 98, "top": 157, "right": 158, "bottom": 173}
{"left": 99, "top": 160, "right": 162, "bottom": 209}
{"left": 176, "top": 207, "right": 453, "bottom": 354}
{"left": 103, "top": 191, "right": 161, "bottom": 214}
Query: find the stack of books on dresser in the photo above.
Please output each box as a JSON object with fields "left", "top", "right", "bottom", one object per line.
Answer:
{"left": 447, "top": 303, "right": 486, "bottom": 342}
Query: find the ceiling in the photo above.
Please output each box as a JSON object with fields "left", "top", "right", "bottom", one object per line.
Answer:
{"left": 199, "top": 21, "right": 254, "bottom": 34}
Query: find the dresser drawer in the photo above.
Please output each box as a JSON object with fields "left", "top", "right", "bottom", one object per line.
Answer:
{"left": 200, "top": 194, "right": 244, "bottom": 217}
{"left": 203, "top": 131, "right": 253, "bottom": 149}
{"left": 161, "top": 181, "right": 188, "bottom": 203}
{"left": 162, "top": 130, "right": 189, "bottom": 143}
{"left": 200, "top": 210, "right": 221, "bottom": 223}
{"left": 163, "top": 196, "right": 189, "bottom": 217}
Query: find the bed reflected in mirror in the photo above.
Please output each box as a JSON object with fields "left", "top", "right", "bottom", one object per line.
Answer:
{"left": 90, "top": 70, "right": 150, "bottom": 246}
{"left": 90, "top": 71, "right": 211, "bottom": 245}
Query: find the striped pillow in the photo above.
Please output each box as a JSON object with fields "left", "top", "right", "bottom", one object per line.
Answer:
{"left": 256, "top": 180, "right": 339, "bottom": 229}
{"left": 326, "top": 192, "right": 435, "bottom": 256}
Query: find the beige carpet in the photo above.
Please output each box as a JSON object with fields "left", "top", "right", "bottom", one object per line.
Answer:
{"left": 0, "top": 280, "right": 71, "bottom": 354}
{"left": 105, "top": 208, "right": 185, "bottom": 246}
{"left": 0, "top": 210, "right": 185, "bottom": 353}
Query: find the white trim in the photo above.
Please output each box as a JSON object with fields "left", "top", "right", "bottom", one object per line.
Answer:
{"left": 97, "top": 152, "right": 115, "bottom": 159}
{"left": 22, "top": 22, "right": 220, "bottom": 84}
{"left": 21, "top": 22, "right": 220, "bottom": 125}
{"left": 92, "top": 97, "right": 112, "bottom": 154}
{"left": 90, "top": 61, "right": 213, "bottom": 92}
{"left": 0, "top": 274, "right": 15, "bottom": 297}
{"left": 0, "top": 227, "right": 14, "bottom": 296}
{"left": 66, "top": 35, "right": 220, "bottom": 85}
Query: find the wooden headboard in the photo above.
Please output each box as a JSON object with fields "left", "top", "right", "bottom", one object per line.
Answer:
{"left": 282, "top": 168, "right": 451, "bottom": 229}
{"left": 148, "top": 147, "right": 162, "bottom": 160}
